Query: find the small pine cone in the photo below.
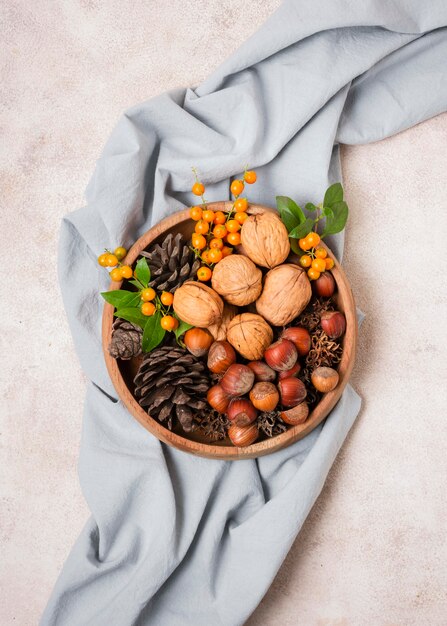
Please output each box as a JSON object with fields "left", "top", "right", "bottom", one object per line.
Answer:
{"left": 109, "top": 318, "right": 143, "bottom": 360}
{"left": 141, "top": 232, "right": 200, "bottom": 292}
{"left": 133, "top": 345, "right": 211, "bottom": 432}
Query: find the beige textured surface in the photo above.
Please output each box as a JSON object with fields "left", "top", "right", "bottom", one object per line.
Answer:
{"left": 1, "top": 2, "right": 446, "bottom": 625}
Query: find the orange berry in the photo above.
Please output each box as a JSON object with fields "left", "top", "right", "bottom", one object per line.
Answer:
{"left": 202, "top": 249, "right": 211, "bottom": 263}
{"left": 325, "top": 258, "right": 335, "bottom": 270}
{"left": 234, "top": 197, "right": 248, "bottom": 212}
{"left": 197, "top": 266, "right": 212, "bottom": 281}
{"left": 160, "top": 315, "right": 177, "bottom": 331}
{"left": 299, "top": 255, "right": 312, "bottom": 268}
{"left": 192, "top": 234, "right": 207, "bottom": 250}
{"left": 195, "top": 220, "right": 209, "bottom": 234}
{"left": 226, "top": 219, "right": 241, "bottom": 233}
{"left": 312, "top": 258, "right": 326, "bottom": 273}
{"left": 226, "top": 232, "right": 241, "bottom": 246}
{"left": 213, "top": 211, "right": 226, "bottom": 225}
{"left": 307, "top": 268, "right": 321, "bottom": 281}
{"left": 202, "top": 209, "right": 215, "bottom": 222}
{"left": 244, "top": 170, "right": 257, "bottom": 184}
{"left": 210, "top": 238, "right": 224, "bottom": 250}
{"left": 298, "top": 238, "right": 311, "bottom": 251}
{"left": 142, "top": 302, "right": 156, "bottom": 316}
{"left": 160, "top": 292, "right": 174, "bottom": 306}
{"left": 192, "top": 182, "right": 205, "bottom": 196}
{"left": 141, "top": 287, "right": 156, "bottom": 302}
{"left": 235, "top": 211, "right": 248, "bottom": 225}
{"left": 221, "top": 246, "right": 233, "bottom": 258}
{"left": 213, "top": 224, "right": 227, "bottom": 239}
{"left": 208, "top": 248, "right": 223, "bottom": 263}
{"left": 306, "top": 232, "right": 321, "bottom": 248}
{"left": 230, "top": 179, "right": 244, "bottom": 196}
{"left": 110, "top": 267, "right": 123, "bottom": 281}
{"left": 105, "top": 253, "right": 119, "bottom": 267}
{"left": 114, "top": 247, "right": 127, "bottom": 261}
{"left": 190, "top": 206, "right": 202, "bottom": 221}
{"left": 98, "top": 253, "right": 109, "bottom": 267}
{"left": 120, "top": 265, "right": 133, "bottom": 279}
{"left": 315, "top": 247, "right": 327, "bottom": 259}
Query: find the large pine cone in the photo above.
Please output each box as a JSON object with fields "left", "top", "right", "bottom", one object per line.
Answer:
{"left": 141, "top": 232, "right": 200, "bottom": 292}
{"left": 133, "top": 346, "right": 210, "bottom": 432}
{"left": 109, "top": 318, "right": 142, "bottom": 360}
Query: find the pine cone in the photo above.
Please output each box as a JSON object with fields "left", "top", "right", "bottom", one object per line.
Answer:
{"left": 133, "top": 346, "right": 210, "bottom": 432}
{"left": 141, "top": 233, "right": 200, "bottom": 292}
{"left": 109, "top": 318, "right": 143, "bottom": 360}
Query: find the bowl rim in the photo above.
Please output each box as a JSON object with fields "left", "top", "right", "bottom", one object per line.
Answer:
{"left": 102, "top": 201, "right": 357, "bottom": 460}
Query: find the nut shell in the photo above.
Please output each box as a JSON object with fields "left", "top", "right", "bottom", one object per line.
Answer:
{"left": 184, "top": 327, "right": 214, "bottom": 357}
{"left": 227, "top": 313, "right": 273, "bottom": 361}
{"left": 256, "top": 264, "right": 311, "bottom": 326}
{"left": 211, "top": 255, "right": 262, "bottom": 306}
{"left": 241, "top": 212, "right": 290, "bottom": 268}
{"left": 220, "top": 363, "right": 255, "bottom": 397}
{"left": 228, "top": 423, "right": 259, "bottom": 447}
{"left": 173, "top": 281, "right": 223, "bottom": 328}
{"left": 311, "top": 366, "right": 339, "bottom": 392}
{"left": 207, "top": 340, "right": 236, "bottom": 374}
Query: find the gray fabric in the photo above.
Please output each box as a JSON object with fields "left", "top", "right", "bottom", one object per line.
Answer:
{"left": 42, "top": 1, "right": 447, "bottom": 624}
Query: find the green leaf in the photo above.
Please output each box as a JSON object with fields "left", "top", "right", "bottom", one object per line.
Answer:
{"left": 114, "top": 307, "right": 148, "bottom": 329}
{"left": 276, "top": 196, "right": 306, "bottom": 228}
{"left": 174, "top": 319, "right": 193, "bottom": 345}
{"left": 290, "top": 238, "right": 301, "bottom": 255}
{"left": 101, "top": 290, "right": 140, "bottom": 308}
{"left": 323, "top": 183, "right": 343, "bottom": 208}
{"left": 134, "top": 257, "right": 151, "bottom": 287}
{"left": 278, "top": 208, "right": 299, "bottom": 232}
{"left": 305, "top": 202, "right": 317, "bottom": 214}
{"left": 142, "top": 311, "right": 165, "bottom": 352}
{"left": 321, "top": 201, "right": 349, "bottom": 236}
{"left": 129, "top": 279, "right": 144, "bottom": 289}
{"left": 288, "top": 218, "right": 315, "bottom": 239}
{"left": 322, "top": 206, "right": 334, "bottom": 218}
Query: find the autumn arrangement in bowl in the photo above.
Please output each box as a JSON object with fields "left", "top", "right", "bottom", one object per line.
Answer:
{"left": 100, "top": 169, "right": 356, "bottom": 459}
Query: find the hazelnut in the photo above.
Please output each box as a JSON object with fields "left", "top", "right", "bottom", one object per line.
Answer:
{"left": 264, "top": 339, "right": 298, "bottom": 372}
{"left": 207, "top": 385, "right": 231, "bottom": 413}
{"left": 278, "top": 362, "right": 301, "bottom": 380}
{"left": 280, "top": 403, "right": 309, "bottom": 425}
{"left": 184, "top": 327, "right": 214, "bottom": 357}
{"left": 314, "top": 272, "right": 335, "bottom": 298}
{"left": 228, "top": 423, "right": 259, "bottom": 447}
{"left": 207, "top": 340, "right": 236, "bottom": 374}
{"left": 249, "top": 382, "right": 279, "bottom": 412}
{"left": 208, "top": 303, "right": 237, "bottom": 341}
{"left": 227, "top": 398, "right": 258, "bottom": 426}
{"left": 211, "top": 255, "right": 262, "bottom": 306}
{"left": 281, "top": 326, "right": 311, "bottom": 356}
{"left": 311, "top": 367, "right": 339, "bottom": 392}
{"left": 227, "top": 313, "right": 273, "bottom": 361}
{"left": 278, "top": 377, "right": 307, "bottom": 407}
{"left": 321, "top": 311, "right": 346, "bottom": 339}
{"left": 247, "top": 361, "right": 276, "bottom": 382}
{"left": 256, "top": 264, "right": 311, "bottom": 326}
{"left": 173, "top": 281, "right": 223, "bottom": 328}
{"left": 241, "top": 212, "right": 290, "bottom": 268}
{"left": 221, "top": 364, "right": 255, "bottom": 397}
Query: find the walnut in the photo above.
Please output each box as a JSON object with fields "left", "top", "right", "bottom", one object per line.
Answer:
{"left": 173, "top": 281, "right": 223, "bottom": 328}
{"left": 211, "top": 255, "right": 262, "bottom": 306}
{"left": 208, "top": 303, "right": 237, "bottom": 341}
{"left": 256, "top": 264, "right": 311, "bottom": 326}
{"left": 240, "top": 212, "right": 290, "bottom": 268}
{"left": 227, "top": 313, "right": 273, "bottom": 360}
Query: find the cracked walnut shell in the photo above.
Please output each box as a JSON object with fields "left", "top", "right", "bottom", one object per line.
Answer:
{"left": 256, "top": 264, "right": 311, "bottom": 326}
{"left": 240, "top": 212, "right": 290, "bottom": 268}
{"left": 173, "top": 281, "right": 223, "bottom": 328}
{"left": 211, "top": 255, "right": 262, "bottom": 306}
{"left": 227, "top": 313, "right": 273, "bottom": 360}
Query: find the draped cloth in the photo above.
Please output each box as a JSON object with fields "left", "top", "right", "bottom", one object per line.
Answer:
{"left": 42, "top": 1, "right": 447, "bottom": 624}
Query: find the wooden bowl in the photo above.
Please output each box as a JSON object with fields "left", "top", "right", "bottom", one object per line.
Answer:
{"left": 102, "top": 202, "right": 357, "bottom": 460}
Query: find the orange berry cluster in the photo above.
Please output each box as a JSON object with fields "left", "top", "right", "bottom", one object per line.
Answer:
{"left": 98, "top": 247, "right": 178, "bottom": 331}
{"left": 190, "top": 169, "right": 257, "bottom": 281}
{"left": 98, "top": 247, "right": 133, "bottom": 281}
{"left": 139, "top": 287, "right": 178, "bottom": 330}
{"left": 297, "top": 232, "right": 335, "bottom": 280}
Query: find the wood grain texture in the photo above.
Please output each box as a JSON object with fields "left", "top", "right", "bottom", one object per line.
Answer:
{"left": 102, "top": 202, "right": 357, "bottom": 459}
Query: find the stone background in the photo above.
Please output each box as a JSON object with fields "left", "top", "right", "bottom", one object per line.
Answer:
{"left": 1, "top": 1, "right": 446, "bottom": 624}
